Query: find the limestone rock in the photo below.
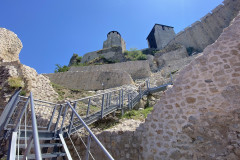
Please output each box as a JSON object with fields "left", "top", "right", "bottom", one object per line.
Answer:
{"left": 0, "top": 28, "right": 22, "bottom": 62}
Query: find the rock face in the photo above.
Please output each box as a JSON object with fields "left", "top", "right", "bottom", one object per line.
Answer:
{"left": 0, "top": 28, "right": 22, "bottom": 62}
{"left": 69, "top": 60, "right": 151, "bottom": 80}
{"left": 155, "top": 44, "right": 189, "bottom": 69}
{"left": 45, "top": 70, "right": 134, "bottom": 91}
{"left": 0, "top": 28, "right": 58, "bottom": 114}
{"left": 140, "top": 10, "right": 240, "bottom": 159}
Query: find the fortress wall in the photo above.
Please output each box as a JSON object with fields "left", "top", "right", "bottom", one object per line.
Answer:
{"left": 81, "top": 46, "right": 125, "bottom": 64}
{"left": 140, "top": 10, "right": 240, "bottom": 159}
{"left": 169, "top": 0, "right": 240, "bottom": 51}
{"left": 69, "top": 60, "right": 151, "bottom": 80}
{"left": 44, "top": 70, "right": 134, "bottom": 91}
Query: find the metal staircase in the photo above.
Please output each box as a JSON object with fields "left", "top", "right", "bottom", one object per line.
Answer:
{"left": 0, "top": 78, "right": 172, "bottom": 160}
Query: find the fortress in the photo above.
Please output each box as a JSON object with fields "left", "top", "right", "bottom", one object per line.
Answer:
{"left": 1, "top": 0, "right": 240, "bottom": 159}
{"left": 147, "top": 0, "right": 240, "bottom": 52}
{"left": 147, "top": 24, "right": 176, "bottom": 49}
{"left": 81, "top": 31, "right": 126, "bottom": 64}
{"left": 103, "top": 31, "right": 126, "bottom": 52}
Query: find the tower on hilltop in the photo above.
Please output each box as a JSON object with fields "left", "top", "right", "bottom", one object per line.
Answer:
{"left": 103, "top": 31, "right": 126, "bottom": 52}
{"left": 147, "top": 24, "right": 176, "bottom": 49}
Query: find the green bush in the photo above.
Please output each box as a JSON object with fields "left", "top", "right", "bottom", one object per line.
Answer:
{"left": 8, "top": 77, "right": 24, "bottom": 89}
{"left": 122, "top": 107, "right": 153, "bottom": 120}
{"left": 124, "top": 48, "right": 147, "bottom": 61}
{"left": 54, "top": 64, "right": 69, "bottom": 73}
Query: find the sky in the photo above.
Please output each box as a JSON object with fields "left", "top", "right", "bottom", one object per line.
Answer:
{"left": 0, "top": 0, "right": 223, "bottom": 74}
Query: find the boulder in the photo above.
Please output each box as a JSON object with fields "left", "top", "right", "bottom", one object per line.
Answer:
{"left": 0, "top": 28, "right": 22, "bottom": 62}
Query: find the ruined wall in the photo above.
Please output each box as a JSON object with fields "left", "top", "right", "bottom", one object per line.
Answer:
{"left": 81, "top": 46, "right": 125, "bottom": 64}
{"left": 140, "top": 10, "right": 240, "bottom": 159}
{"left": 69, "top": 60, "right": 151, "bottom": 80}
{"left": 44, "top": 70, "right": 134, "bottom": 91}
{"left": 168, "top": 0, "right": 240, "bottom": 51}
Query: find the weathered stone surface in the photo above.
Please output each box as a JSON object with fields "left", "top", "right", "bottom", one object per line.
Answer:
{"left": 81, "top": 46, "right": 125, "bottom": 64}
{"left": 154, "top": 45, "right": 198, "bottom": 76}
{"left": 139, "top": 7, "right": 240, "bottom": 160}
{"left": 221, "top": 85, "right": 240, "bottom": 104}
{"left": 69, "top": 61, "right": 151, "bottom": 80}
{"left": 168, "top": 0, "right": 240, "bottom": 51}
{"left": 44, "top": 70, "right": 134, "bottom": 91}
{"left": 103, "top": 31, "right": 126, "bottom": 52}
{"left": 0, "top": 28, "right": 22, "bottom": 62}
{"left": 0, "top": 28, "right": 58, "bottom": 115}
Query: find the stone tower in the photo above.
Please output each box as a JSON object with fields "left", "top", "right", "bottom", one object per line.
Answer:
{"left": 147, "top": 24, "right": 176, "bottom": 49}
{"left": 103, "top": 31, "right": 126, "bottom": 52}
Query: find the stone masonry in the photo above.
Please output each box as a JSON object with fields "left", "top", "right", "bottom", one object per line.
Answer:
{"left": 103, "top": 31, "right": 126, "bottom": 52}
{"left": 82, "top": 31, "right": 126, "bottom": 64}
{"left": 69, "top": 60, "right": 151, "bottom": 80}
{"left": 44, "top": 70, "right": 134, "bottom": 91}
{"left": 66, "top": 7, "right": 240, "bottom": 160}
{"left": 168, "top": 0, "right": 240, "bottom": 51}
{"left": 147, "top": 24, "right": 176, "bottom": 49}
{"left": 140, "top": 9, "right": 240, "bottom": 160}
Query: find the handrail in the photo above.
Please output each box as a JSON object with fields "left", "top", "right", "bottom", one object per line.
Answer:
{"left": 30, "top": 93, "right": 42, "bottom": 160}
{"left": 8, "top": 132, "right": 17, "bottom": 160}
{"left": 0, "top": 88, "right": 21, "bottom": 132}
{"left": 67, "top": 102, "right": 114, "bottom": 160}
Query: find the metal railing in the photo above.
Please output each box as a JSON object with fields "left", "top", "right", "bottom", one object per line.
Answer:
{"left": 1, "top": 74, "right": 173, "bottom": 160}
{"left": 67, "top": 102, "right": 114, "bottom": 160}
{"left": 4, "top": 92, "right": 42, "bottom": 159}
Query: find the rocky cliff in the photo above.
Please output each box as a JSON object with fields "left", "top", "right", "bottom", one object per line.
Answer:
{"left": 0, "top": 28, "right": 58, "bottom": 115}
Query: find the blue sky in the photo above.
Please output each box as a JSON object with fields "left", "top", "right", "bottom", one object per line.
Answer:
{"left": 0, "top": 0, "right": 223, "bottom": 73}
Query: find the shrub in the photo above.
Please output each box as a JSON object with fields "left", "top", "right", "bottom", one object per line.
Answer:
{"left": 8, "top": 77, "right": 24, "bottom": 89}
{"left": 124, "top": 48, "right": 147, "bottom": 61}
{"left": 20, "top": 90, "right": 27, "bottom": 96}
{"left": 54, "top": 64, "right": 69, "bottom": 73}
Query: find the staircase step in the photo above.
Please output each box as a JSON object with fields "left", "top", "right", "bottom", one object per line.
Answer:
{"left": 17, "top": 143, "right": 63, "bottom": 148}
{"left": 16, "top": 152, "right": 66, "bottom": 159}
{"left": 19, "top": 136, "right": 60, "bottom": 141}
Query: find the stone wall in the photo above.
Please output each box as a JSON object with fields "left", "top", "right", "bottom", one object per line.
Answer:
{"left": 44, "top": 70, "right": 134, "bottom": 91}
{"left": 103, "top": 31, "right": 126, "bottom": 52}
{"left": 70, "top": 9, "right": 240, "bottom": 160}
{"left": 69, "top": 60, "right": 151, "bottom": 80}
{"left": 147, "top": 24, "right": 176, "bottom": 49}
{"left": 66, "top": 120, "right": 143, "bottom": 160}
{"left": 81, "top": 46, "right": 125, "bottom": 64}
{"left": 140, "top": 10, "right": 240, "bottom": 159}
{"left": 168, "top": 0, "right": 240, "bottom": 51}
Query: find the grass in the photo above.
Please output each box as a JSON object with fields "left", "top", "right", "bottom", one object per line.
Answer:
{"left": 7, "top": 77, "right": 24, "bottom": 89}
{"left": 124, "top": 48, "right": 147, "bottom": 61}
{"left": 122, "top": 107, "right": 153, "bottom": 121}
{"left": 51, "top": 82, "right": 94, "bottom": 100}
